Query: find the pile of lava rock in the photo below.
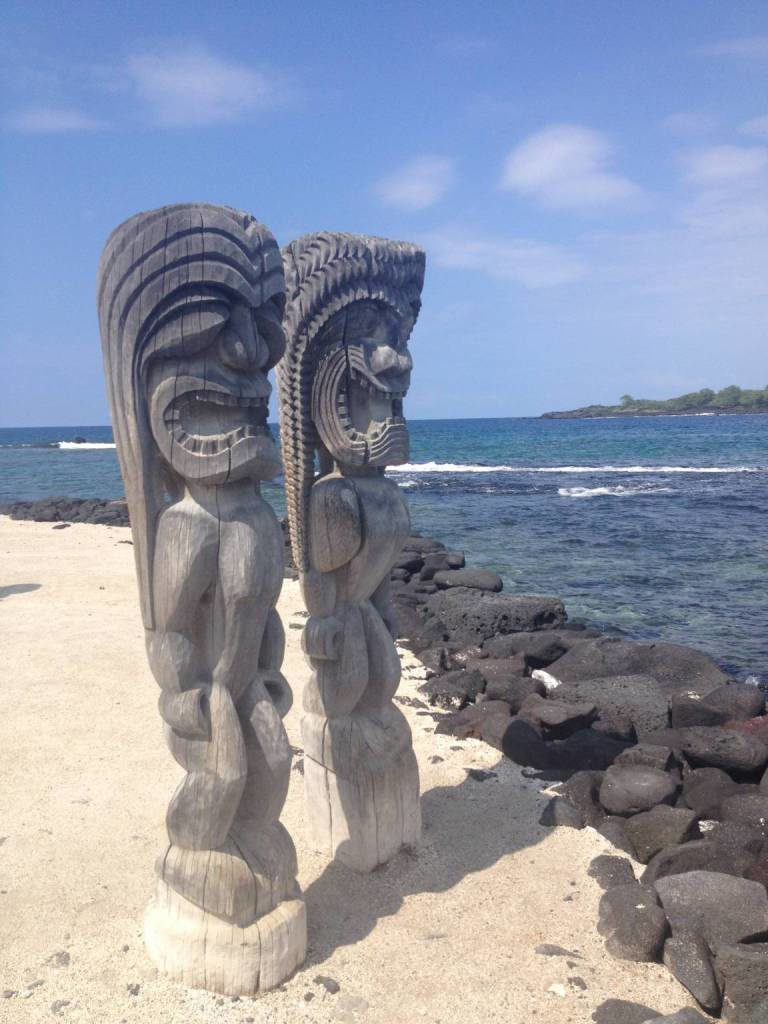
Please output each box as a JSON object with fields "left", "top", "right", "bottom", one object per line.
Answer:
{"left": 390, "top": 533, "right": 768, "bottom": 1023}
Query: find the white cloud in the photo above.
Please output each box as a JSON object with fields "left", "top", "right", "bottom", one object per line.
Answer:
{"left": 741, "top": 115, "right": 768, "bottom": 139}
{"left": 661, "top": 111, "right": 717, "bottom": 136}
{"left": 4, "top": 107, "right": 107, "bottom": 134}
{"left": 696, "top": 36, "right": 768, "bottom": 59}
{"left": 500, "top": 124, "right": 640, "bottom": 208}
{"left": 373, "top": 156, "right": 456, "bottom": 211}
{"left": 126, "top": 47, "right": 280, "bottom": 127}
{"left": 426, "top": 227, "right": 587, "bottom": 288}
{"left": 683, "top": 145, "right": 768, "bottom": 183}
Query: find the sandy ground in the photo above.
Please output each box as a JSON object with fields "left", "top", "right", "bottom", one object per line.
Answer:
{"left": 0, "top": 517, "right": 700, "bottom": 1024}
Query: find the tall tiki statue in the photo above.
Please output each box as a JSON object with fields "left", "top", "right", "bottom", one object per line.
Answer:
{"left": 98, "top": 204, "right": 306, "bottom": 995}
{"left": 278, "top": 232, "right": 425, "bottom": 872}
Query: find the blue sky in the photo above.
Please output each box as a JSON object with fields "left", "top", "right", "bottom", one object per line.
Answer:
{"left": 2, "top": 0, "right": 767, "bottom": 426}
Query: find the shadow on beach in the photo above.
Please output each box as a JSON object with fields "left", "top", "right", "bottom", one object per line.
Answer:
{"left": 303, "top": 753, "right": 547, "bottom": 965}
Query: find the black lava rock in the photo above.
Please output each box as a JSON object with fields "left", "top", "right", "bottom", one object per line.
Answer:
{"left": 587, "top": 854, "right": 636, "bottom": 890}
{"left": 704, "top": 682, "right": 766, "bottom": 722}
{"left": 654, "top": 870, "right": 768, "bottom": 952}
{"left": 642, "top": 839, "right": 757, "bottom": 886}
{"left": 562, "top": 770, "right": 605, "bottom": 827}
{"left": 553, "top": 674, "right": 669, "bottom": 739}
{"left": 682, "top": 767, "right": 740, "bottom": 819}
{"left": 599, "top": 765, "right": 679, "bottom": 817}
{"left": 642, "top": 726, "right": 768, "bottom": 775}
{"left": 715, "top": 942, "right": 768, "bottom": 1023}
{"left": 670, "top": 693, "right": 729, "bottom": 729}
{"left": 418, "top": 668, "right": 485, "bottom": 709}
{"left": 663, "top": 933, "right": 721, "bottom": 1014}
{"left": 425, "top": 590, "right": 566, "bottom": 646}
{"left": 624, "top": 806, "right": 698, "bottom": 864}
{"left": 432, "top": 568, "right": 503, "bottom": 592}
{"left": 538, "top": 796, "right": 585, "bottom": 829}
{"left": 550, "top": 637, "right": 728, "bottom": 697}
{"left": 597, "top": 883, "right": 668, "bottom": 961}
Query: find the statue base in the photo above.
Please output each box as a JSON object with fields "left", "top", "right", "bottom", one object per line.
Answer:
{"left": 144, "top": 880, "right": 306, "bottom": 996}
{"left": 303, "top": 747, "right": 421, "bottom": 873}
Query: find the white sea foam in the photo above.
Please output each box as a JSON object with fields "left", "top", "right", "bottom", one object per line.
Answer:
{"left": 558, "top": 485, "right": 676, "bottom": 499}
{"left": 389, "top": 461, "right": 763, "bottom": 475}
{"left": 58, "top": 441, "right": 116, "bottom": 450}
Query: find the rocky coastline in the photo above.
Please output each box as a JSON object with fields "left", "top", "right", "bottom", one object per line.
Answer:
{"left": 4, "top": 496, "right": 767, "bottom": 1020}
{"left": 389, "top": 535, "right": 768, "bottom": 1023}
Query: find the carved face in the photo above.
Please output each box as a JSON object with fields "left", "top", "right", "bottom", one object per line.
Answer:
{"left": 311, "top": 301, "right": 413, "bottom": 468}
{"left": 147, "top": 295, "right": 285, "bottom": 484}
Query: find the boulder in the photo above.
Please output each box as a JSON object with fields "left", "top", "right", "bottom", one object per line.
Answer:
{"left": 597, "top": 816, "right": 638, "bottom": 859}
{"left": 550, "top": 637, "right": 729, "bottom": 697}
{"left": 479, "top": 675, "right": 544, "bottom": 712}
{"left": 425, "top": 590, "right": 566, "bottom": 646}
{"left": 597, "top": 883, "right": 668, "bottom": 961}
{"left": 418, "top": 668, "right": 485, "bottom": 709}
{"left": 615, "top": 744, "right": 679, "bottom": 774}
{"left": 642, "top": 726, "right": 768, "bottom": 775}
{"left": 654, "top": 870, "right": 768, "bottom": 951}
{"left": 663, "top": 934, "right": 721, "bottom": 1014}
{"left": 482, "top": 631, "right": 568, "bottom": 668}
{"left": 402, "top": 535, "right": 444, "bottom": 553}
{"left": 466, "top": 655, "right": 527, "bottom": 687}
{"left": 670, "top": 693, "right": 729, "bottom": 729}
{"left": 642, "top": 840, "right": 757, "bottom": 886}
{"left": 418, "top": 550, "right": 465, "bottom": 580}
{"left": 549, "top": 729, "right": 631, "bottom": 772}
{"left": 501, "top": 718, "right": 551, "bottom": 770}
{"left": 727, "top": 716, "right": 768, "bottom": 748}
{"left": 519, "top": 694, "right": 598, "bottom": 740}
{"left": 449, "top": 645, "right": 486, "bottom": 668}
{"left": 599, "top": 765, "right": 679, "bottom": 817}
{"left": 417, "top": 643, "right": 463, "bottom": 677}
{"left": 561, "top": 770, "right": 605, "bottom": 827}
{"left": 587, "top": 854, "right": 636, "bottom": 890}
{"left": 721, "top": 792, "right": 768, "bottom": 837}
{"left": 393, "top": 551, "right": 425, "bottom": 574}
{"left": 553, "top": 675, "right": 669, "bottom": 739}
{"left": 714, "top": 943, "right": 768, "bottom": 1023}
{"left": 704, "top": 682, "right": 765, "bottom": 721}
{"left": 433, "top": 701, "right": 511, "bottom": 740}
{"left": 706, "top": 820, "right": 765, "bottom": 857}
{"left": 682, "top": 767, "right": 740, "bottom": 819}
{"left": 432, "top": 568, "right": 503, "bottom": 593}
{"left": 538, "top": 796, "right": 585, "bottom": 829}
{"left": 624, "top": 806, "right": 698, "bottom": 864}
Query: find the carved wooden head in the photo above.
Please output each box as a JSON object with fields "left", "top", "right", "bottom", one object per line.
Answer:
{"left": 277, "top": 232, "right": 425, "bottom": 571}
{"left": 310, "top": 300, "right": 413, "bottom": 468}
{"left": 98, "top": 203, "right": 285, "bottom": 627}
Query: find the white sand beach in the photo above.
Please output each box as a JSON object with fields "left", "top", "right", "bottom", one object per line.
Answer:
{"left": 0, "top": 517, "right": 698, "bottom": 1023}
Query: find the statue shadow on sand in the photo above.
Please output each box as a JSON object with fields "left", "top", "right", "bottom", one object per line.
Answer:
{"left": 303, "top": 752, "right": 548, "bottom": 965}
{"left": 0, "top": 583, "right": 41, "bottom": 600}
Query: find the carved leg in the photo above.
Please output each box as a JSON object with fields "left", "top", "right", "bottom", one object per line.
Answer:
{"left": 146, "top": 675, "right": 306, "bottom": 994}
{"left": 302, "top": 706, "right": 421, "bottom": 873}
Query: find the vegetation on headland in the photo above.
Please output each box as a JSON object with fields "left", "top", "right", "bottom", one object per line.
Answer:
{"left": 542, "top": 385, "right": 768, "bottom": 419}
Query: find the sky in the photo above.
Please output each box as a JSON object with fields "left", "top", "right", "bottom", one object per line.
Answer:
{"left": 1, "top": 0, "right": 768, "bottom": 426}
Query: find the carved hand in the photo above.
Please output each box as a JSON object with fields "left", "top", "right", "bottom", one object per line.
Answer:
{"left": 302, "top": 616, "right": 343, "bottom": 660}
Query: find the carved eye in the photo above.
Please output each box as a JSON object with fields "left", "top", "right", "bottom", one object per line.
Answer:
{"left": 252, "top": 303, "right": 285, "bottom": 369}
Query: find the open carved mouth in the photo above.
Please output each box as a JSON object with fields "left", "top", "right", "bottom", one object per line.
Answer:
{"left": 344, "top": 365, "right": 406, "bottom": 439}
{"left": 164, "top": 390, "right": 270, "bottom": 455}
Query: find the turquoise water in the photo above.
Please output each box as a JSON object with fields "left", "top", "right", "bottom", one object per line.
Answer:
{"left": 2, "top": 416, "right": 766, "bottom": 677}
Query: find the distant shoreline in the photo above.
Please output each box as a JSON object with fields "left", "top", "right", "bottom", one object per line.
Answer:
{"left": 541, "top": 407, "right": 768, "bottom": 420}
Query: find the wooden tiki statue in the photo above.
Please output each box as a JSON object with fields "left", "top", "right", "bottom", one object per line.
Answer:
{"left": 277, "top": 232, "right": 424, "bottom": 872}
{"left": 98, "top": 204, "right": 306, "bottom": 995}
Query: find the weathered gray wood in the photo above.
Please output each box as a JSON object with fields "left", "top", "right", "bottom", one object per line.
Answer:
{"left": 277, "top": 233, "right": 425, "bottom": 872}
{"left": 98, "top": 204, "right": 305, "bottom": 994}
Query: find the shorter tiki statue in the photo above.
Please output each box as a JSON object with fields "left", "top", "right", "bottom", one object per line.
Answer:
{"left": 278, "top": 232, "right": 425, "bottom": 872}
{"left": 98, "top": 204, "right": 306, "bottom": 994}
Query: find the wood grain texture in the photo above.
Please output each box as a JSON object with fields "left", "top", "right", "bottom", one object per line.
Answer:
{"left": 98, "top": 204, "right": 305, "bottom": 994}
{"left": 277, "top": 233, "right": 425, "bottom": 872}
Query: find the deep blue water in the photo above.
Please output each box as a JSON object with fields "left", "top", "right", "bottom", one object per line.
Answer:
{"left": 2, "top": 416, "right": 766, "bottom": 678}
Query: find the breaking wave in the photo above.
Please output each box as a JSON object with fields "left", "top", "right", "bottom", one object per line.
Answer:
{"left": 390, "top": 462, "right": 763, "bottom": 475}
{"left": 559, "top": 485, "right": 676, "bottom": 499}
{"left": 58, "top": 442, "right": 116, "bottom": 450}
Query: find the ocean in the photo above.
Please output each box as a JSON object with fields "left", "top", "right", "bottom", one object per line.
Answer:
{"left": 2, "top": 415, "right": 766, "bottom": 679}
